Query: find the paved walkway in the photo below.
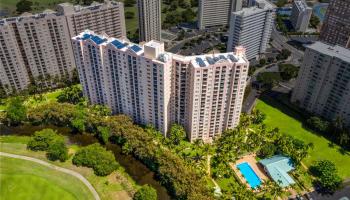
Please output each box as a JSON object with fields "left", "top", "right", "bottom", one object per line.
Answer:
{"left": 0, "top": 152, "right": 100, "bottom": 200}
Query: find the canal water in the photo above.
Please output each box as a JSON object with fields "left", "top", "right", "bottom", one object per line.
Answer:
{"left": 0, "top": 124, "right": 171, "bottom": 200}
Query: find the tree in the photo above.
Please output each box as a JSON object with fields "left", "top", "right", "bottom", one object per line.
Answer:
{"left": 257, "top": 72, "right": 282, "bottom": 88}
{"left": 72, "top": 143, "right": 119, "bottom": 176}
{"left": 97, "top": 126, "right": 110, "bottom": 144}
{"left": 307, "top": 116, "right": 329, "bottom": 133}
{"left": 16, "top": 0, "right": 33, "bottom": 14}
{"left": 309, "top": 14, "right": 320, "bottom": 28}
{"left": 57, "top": 85, "right": 84, "bottom": 104}
{"left": 259, "top": 58, "right": 267, "bottom": 66}
{"left": 168, "top": 124, "right": 187, "bottom": 146}
{"left": 47, "top": 141, "right": 68, "bottom": 162}
{"left": 133, "top": 185, "right": 157, "bottom": 200}
{"left": 275, "top": 0, "right": 287, "bottom": 7}
{"left": 279, "top": 63, "right": 299, "bottom": 80}
{"left": 124, "top": 0, "right": 136, "bottom": 7}
{"left": 182, "top": 8, "right": 196, "bottom": 22}
{"left": 258, "top": 143, "right": 277, "bottom": 158}
{"left": 310, "top": 160, "right": 342, "bottom": 193}
{"left": 125, "top": 11, "right": 135, "bottom": 19}
{"left": 5, "top": 97, "right": 27, "bottom": 125}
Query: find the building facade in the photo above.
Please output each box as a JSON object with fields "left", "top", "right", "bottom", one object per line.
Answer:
{"left": 57, "top": 1, "right": 126, "bottom": 38}
{"left": 290, "top": 0, "right": 312, "bottom": 32}
{"left": 291, "top": 42, "right": 350, "bottom": 126}
{"left": 319, "top": 0, "right": 350, "bottom": 48}
{"left": 72, "top": 30, "right": 249, "bottom": 141}
{"left": 137, "top": 0, "right": 161, "bottom": 42}
{"left": 227, "top": 0, "right": 275, "bottom": 60}
{"left": 0, "top": 11, "right": 75, "bottom": 92}
{"left": 198, "top": 0, "right": 242, "bottom": 29}
{"left": 0, "top": 1, "right": 127, "bottom": 93}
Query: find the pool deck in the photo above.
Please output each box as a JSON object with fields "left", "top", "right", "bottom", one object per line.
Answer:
{"left": 230, "top": 154, "right": 269, "bottom": 189}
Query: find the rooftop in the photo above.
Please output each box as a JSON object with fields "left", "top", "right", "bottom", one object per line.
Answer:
{"left": 259, "top": 155, "right": 295, "bottom": 187}
{"left": 307, "top": 42, "right": 350, "bottom": 63}
{"left": 73, "top": 30, "right": 248, "bottom": 66}
{"left": 233, "top": 0, "right": 275, "bottom": 16}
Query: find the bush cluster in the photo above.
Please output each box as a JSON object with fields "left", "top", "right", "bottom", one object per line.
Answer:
{"left": 72, "top": 143, "right": 119, "bottom": 176}
{"left": 27, "top": 129, "right": 68, "bottom": 162}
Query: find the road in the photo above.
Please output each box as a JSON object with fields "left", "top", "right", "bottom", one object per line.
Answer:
{"left": 308, "top": 185, "right": 350, "bottom": 200}
{"left": 271, "top": 26, "right": 304, "bottom": 64}
{"left": 0, "top": 152, "right": 101, "bottom": 200}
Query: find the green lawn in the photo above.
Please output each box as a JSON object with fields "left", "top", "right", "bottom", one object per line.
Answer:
{"left": 0, "top": 138, "right": 136, "bottom": 200}
{"left": 0, "top": 156, "right": 94, "bottom": 200}
{"left": 256, "top": 99, "right": 350, "bottom": 179}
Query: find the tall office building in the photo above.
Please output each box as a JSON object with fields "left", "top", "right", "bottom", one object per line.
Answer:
{"left": 137, "top": 0, "right": 161, "bottom": 42}
{"left": 291, "top": 42, "right": 350, "bottom": 126}
{"left": 0, "top": 11, "right": 75, "bottom": 92}
{"left": 227, "top": 0, "right": 275, "bottom": 60}
{"left": 72, "top": 30, "right": 249, "bottom": 141}
{"left": 290, "top": 0, "right": 312, "bottom": 32}
{"left": 57, "top": 1, "right": 126, "bottom": 38}
{"left": 198, "top": 0, "right": 242, "bottom": 29}
{"left": 0, "top": 1, "right": 127, "bottom": 93}
{"left": 319, "top": 0, "right": 350, "bottom": 48}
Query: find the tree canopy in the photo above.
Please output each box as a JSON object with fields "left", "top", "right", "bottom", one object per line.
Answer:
{"left": 310, "top": 160, "right": 342, "bottom": 193}
{"left": 133, "top": 185, "right": 157, "bottom": 200}
{"left": 5, "top": 97, "right": 27, "bottom": 125}
{"left": 16, "top": 0, "right": 33, "bottom": 14}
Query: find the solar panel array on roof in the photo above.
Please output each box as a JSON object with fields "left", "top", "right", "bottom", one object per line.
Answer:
{"left": 130, "top": 45, "right": 142, "bottom": 52}
{"left": 91, "top": 35, "right": 107, "bottom": 45}
{"left": 196, "top": 57, "right": 206, "bottom": 67}
{"left": 81, "top": 33, "right": 92, "bottom": 40}
{"left": 228, "top": 55, "right": 238, "bottom": 62}
{"left": 219, "top": 55, "right": 227, "bottom": 60}
{"left": 206, "top": 57, "right": 215, "bottom": 65}
{"left": 111, "top": 40, "right": 126, "bottom": 49}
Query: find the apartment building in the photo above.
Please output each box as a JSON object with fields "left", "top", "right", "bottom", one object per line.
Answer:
{"left": 198, "top": 0, "right": 242, "bottom": 29}
{"left": 137, "top": 0, "right": 161, "bottom": 42}
{"left": 57, "top": 1, "right": 126, "bottom": 38}
{"left": 319, "top": 0, "right": 350, "bottom": 48}
{"left": 0, "top": 1, "right": 127, "bottom": 93}
{"left": 72, "top": 30, "right": 249, "bottom": 141}
{"left": 227, "top": 0, "right": 275, "bottom": 60}
{"left": 0, "top": 11, "right": 75, "bottom": 92}
{"left": 291, "top": 42, "right": 350, "bottom": 126}
{"left": 290, "top": 0, "right": 312, "bottom": 32}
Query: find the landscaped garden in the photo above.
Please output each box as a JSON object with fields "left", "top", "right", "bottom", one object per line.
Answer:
{"left": 256, "top": 99, "right": 350, "bottom": 179}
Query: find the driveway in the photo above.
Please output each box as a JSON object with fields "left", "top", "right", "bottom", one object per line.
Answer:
{"left": 309, "top": 185, "right": 350, "bottom": 200}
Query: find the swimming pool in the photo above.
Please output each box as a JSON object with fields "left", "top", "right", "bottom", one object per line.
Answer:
{"left": 237, "top": 162, "right": 262, "bottom": 189}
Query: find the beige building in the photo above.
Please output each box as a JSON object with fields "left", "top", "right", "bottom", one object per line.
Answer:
{"left": 0, "top": 1, "right": 127, "bottom": 93}
{"left": 0, "top": 11, "right": 75, "bottom": 92}
{"left": 291, "top": 42, "right": 350, "bottom": 126}
{"left": 198, "top": 0, "right": 242, "bottom": 29}
{"left": 319, "top": 0, "right": 350, "bottom": 48}
{"left": 57, "top": 1, "right": 126, "bottom": 38}
{"left": 137, "top": 0, "right": 161, "bottom": 42}
{"left": 72, "top": 30, "right": 249, "bottom": 141}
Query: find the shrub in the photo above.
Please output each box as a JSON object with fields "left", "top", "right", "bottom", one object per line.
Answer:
{"left": 72, "top": 143, "right": 119, "bottom": 176}
{"left": 47, "top": 141, "right": 68, "bottom": 162}
{"left": 27, "top": 129, "right": 63, "bottom": 151}
{"left": 27, "top": 128, "right": 68, "bottom": 162}
{"left": 133, "top": 185, "right": 157, "bottom": 200}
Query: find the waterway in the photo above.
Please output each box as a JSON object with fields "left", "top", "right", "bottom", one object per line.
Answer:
{"left": 0, "top": 124, "right": 171, "bottom": 200}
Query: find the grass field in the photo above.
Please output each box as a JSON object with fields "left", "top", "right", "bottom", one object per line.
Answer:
{"left": 256, "top": 99, "right": 350, "bottom": 179}
{"left": 0, "top": 137, "right": 136, "bottom": 200}
{"left": 0, "top": 156, "right": 94, "bottom": 200}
